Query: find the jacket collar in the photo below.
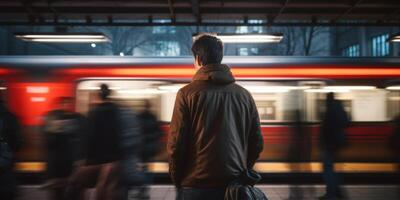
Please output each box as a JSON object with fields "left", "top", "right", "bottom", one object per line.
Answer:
{"left": 193, "top": 64, "right": 235, "bottom": 84}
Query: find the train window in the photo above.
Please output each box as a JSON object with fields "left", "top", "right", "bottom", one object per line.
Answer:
{"left": 387, "top": 86, "right": 400, "bottom": 120}
{"left": 77, "top": 80, "right": 390, "bottom": 123}
{"left": 256, "top": 101, "right": 276, "bottom": 120}
{"left": 76, "top": 80, "right": 181, "bottom": 122}
{"left": 76, "top": 80, "right": 308, "bottom": 123}
{"left": 304, "top": 86, "right": 388, "bottom": 122}
{"left": 236, "top": 81, "right": 305, "bottom": 123}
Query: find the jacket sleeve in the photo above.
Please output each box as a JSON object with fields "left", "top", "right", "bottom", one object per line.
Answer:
{"left": 167, "top": 89, "right": 189, "bottom": 187}
{"left": 247, "top": 97, "right": 264, "bottom": 169}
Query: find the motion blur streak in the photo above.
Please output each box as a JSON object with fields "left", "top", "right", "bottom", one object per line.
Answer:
{"left": 58, "top": 67, "right": 400, "bottom": 78}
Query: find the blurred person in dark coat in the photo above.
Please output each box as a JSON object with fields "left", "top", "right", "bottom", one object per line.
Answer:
{"left": 168, "top": 34, "right": 264, "bottom": 200}
{"left": 65, "top": 84, "right": 122, "bottom": 200}
{"left": 390, "top": 114, "right": 400, "bottom": 197}
{"left": 319, "top": 92, "right": 349, "bottom": 200}
{"left": 118, "top": 104, "right": 144, "bottom": 200}
{"left": 136, "top": 100, "right": 164, "bottom": 199}
{"left": 42, "top": 97, "right": 85, "bottom": 200}
{"left": 138, "top": 100, "right": 163, "bottom": 163}
{"left": 288, "top": 109, "right": 313, "bottom": 200}
{"left": 0, "top": 97, "right": 22, "bottom": 200}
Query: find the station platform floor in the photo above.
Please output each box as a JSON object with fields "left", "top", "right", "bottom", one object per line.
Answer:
{"left": 17, "top": 184, "right": 400, "bottom": 200}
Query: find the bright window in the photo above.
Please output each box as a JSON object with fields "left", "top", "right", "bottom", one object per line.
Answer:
{"left": 248, "top": 20, "right": 263, "bottom": 33}
{"left": 152, "top": 20, "right": 176, "bottom": 34}
{"left": 250, "top": 47, "right": 259, "bottom": 55}
{"left": 236, "top": 26, "right": 248, "bottom": 34}
{"left": 238, "top": 48, "right": 249, "bottom": 56}
{"left": 372, "top": 34, "right": 390, "bottom": 57}
{"left": 155, "top": 41, "right": 180, "bottom": 56}
{"left": 342, "top": 44, "right": 360, "bottom": 57}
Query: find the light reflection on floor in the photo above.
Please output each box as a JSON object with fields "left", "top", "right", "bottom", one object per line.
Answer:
{"left": 17, "top": 185, "right": 399, "bottom": 200}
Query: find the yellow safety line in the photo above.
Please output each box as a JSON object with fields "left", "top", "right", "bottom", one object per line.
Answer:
{"left": 147, "top": 162, "right": 398, "bottom": 173}
{"left": 15, "top": 162, "right": 46, "bottom": 173}
{"left": 15, "top": 162, "right": 398, "bottom": 173}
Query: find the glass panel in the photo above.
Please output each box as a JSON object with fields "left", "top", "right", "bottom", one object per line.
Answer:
{"left": 2, "top": 25, "right": 398, "bottom": 57}
{"left": 303, "top": 85, "right": 387, "bottom": 122}
{"left": 76, "top": 80, "right": 306, "bottom": 123}
{"left": 238, "top": 48, "right": 249, "bottom": 56}
{"left": 387, "top": 86, "right": 400, "bottom": 120}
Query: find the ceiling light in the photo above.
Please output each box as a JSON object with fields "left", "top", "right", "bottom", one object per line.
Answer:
{"left": 388, "top": 34, "right": 400, "bottom": 42}
{"left": 193, "top": 33, "right": 283, "bottom": 43}
{"left": 14, "top": 33, "right": 110, "bottom": 43}
{"left": 217, "top": 34, "right": 283, "bottom": 43}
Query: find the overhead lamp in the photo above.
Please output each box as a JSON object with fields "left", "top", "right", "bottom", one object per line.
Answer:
{"left": 14, "top": 33, "right": 110, "bottom": 43}
{"left": 193, "top": 33, "right": 283, "bottom": 43}
{"left": 388, "top": 33, "right": 400, "bottom": 42}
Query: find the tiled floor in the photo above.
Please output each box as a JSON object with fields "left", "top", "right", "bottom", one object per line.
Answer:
{"left": 17, "top": 185, "right": 400, "bottom": 200}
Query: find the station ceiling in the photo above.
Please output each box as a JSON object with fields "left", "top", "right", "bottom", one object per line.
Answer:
{"left": 0, "top": 0, "right": 400, "bottom": 26}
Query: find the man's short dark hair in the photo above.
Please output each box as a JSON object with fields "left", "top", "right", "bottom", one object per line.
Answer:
{"left": 191, "top": 34, "right": 223, "bottom": 66}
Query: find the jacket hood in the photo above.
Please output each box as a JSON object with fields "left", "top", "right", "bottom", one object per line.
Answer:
{"left": 193, "top": 64, "right": 235, "bottom": 84}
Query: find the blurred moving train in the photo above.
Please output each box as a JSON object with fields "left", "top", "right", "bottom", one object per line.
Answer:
{"left": 0, "top": 56, "right": 400, "bottom": 175}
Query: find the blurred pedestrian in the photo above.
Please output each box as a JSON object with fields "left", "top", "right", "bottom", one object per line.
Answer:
{"left": 168, "top": 34, "right": 264, "bottom": 200}
{"left": 118, "top": 104, "right": 144, "bottom": 200}
{"left": 319, "top": 92, "right": 349, "bottom": 200}
{"left": 42, "top": 97, "right": 85, "bottom": 200}
{"left": 0, "top": 97, "right": 22, "bottom": 200}
{"left": 288, "top": 109, "right": 312, "bottom": 200}
{"left": 390, "top": 114, "right": 400, "bottom": 197}
{"left": 136, "top": 100, "right": 164, "bottom": 199}
{"left": 139, "top": 100, "right": 163, "bottom": 163}
{"left": 65, "top": 84, "right": 122, "bottom": 200}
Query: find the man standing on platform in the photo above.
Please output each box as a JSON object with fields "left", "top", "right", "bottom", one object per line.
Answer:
{"left": 168, "top": 34, "right": 264, "bottom": 200}
{"left": 0, "top": 97, "right": 22, "bottom": 200}
{"left": 43, "top": 97, "right": 85, "bottom": 200}
{"left": 319, "top": 92, "right": 349, "bottom": 200}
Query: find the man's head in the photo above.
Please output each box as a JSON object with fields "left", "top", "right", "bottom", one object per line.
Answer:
{"left": 191, "top": 34, "right": 224, "bottom": 69}
{"left": 98, "top": 83, "right": 111, "bottom": 101}
{"left": 326, "top": 92, "right": 335, "bottom": 106}
{"left": 144, "top": 99, "right": 152, "bottom": 110}
{"left": 327, "top": 92, "right": 335, "bottom": 101}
